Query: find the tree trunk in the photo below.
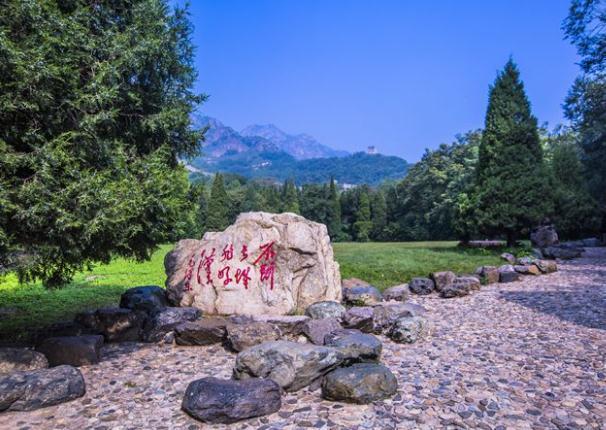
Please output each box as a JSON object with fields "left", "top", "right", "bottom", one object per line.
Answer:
{"left": 506, "top": 231, "right": 516, "bottom": 248}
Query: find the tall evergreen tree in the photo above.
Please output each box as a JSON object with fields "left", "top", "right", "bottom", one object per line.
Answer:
{"left": 0, "top": 1, "right": 204, "bottom": 285}
{"left": 195, "top": 183, "right": 209, "bottom": 236}
{"left": 326, "top": 177, "right": 343, "bottom": 239}
{"left": 563, "top": 0, "right": 606, "bottom": 230}
{"left": 371, "top": 191, "right": 387, "bottom": 240}
{"left": 281, "top": 179, "right": 300, "bottom": 213}
{"left": 474, "top": 59, "right": 552, "bottom": 246}
{"left": 206, "top": 174, "right": 230, "bottom": 231}
{"left": 354, "top": 190, "right": 373, "bottom": 242}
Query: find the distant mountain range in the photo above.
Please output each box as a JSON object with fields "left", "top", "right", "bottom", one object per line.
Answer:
{"left": 189, "top": 116, "right": 409, "bottom": 185}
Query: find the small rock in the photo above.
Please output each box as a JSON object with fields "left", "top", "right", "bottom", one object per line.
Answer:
{"left": 498, "top": 265, "right": 520, "bottom": 283}
{"left": 0, "top": 365, "right": 85, "bottom": 411}
{"left": 371, "top": 302, "right": 423, "bottom": 333}
{"left": 174, "top": 318, "right": 231, "bottom": 346}
{"left": 142, "top": 307, "right": 201, "bottom": 342}
{"left": 36, "top": 335, "right": 104, "bottom": 367}
{"left": 342, "top": 307, "right": 374, "bottom": 332}
{"left": 233, "top": 341, "right": 343, "bottom": 392}
{"left": 513, "top": 265, "right": 541, "bottom": 276}
{"left": 323, "top": 330, "right": 382, "bottom": 363}
{"left": 305, "top": 301, "right": 346, "bottom": 321}
{"left": 181, "top": 377, "right": 281, "bottom": 424}
{"left": 88, "top": 307, "right": 147, "bottom": 342}
{"left": 321, "top": 363, "right": 397, "bottom": 404}
{"left": 301, "top": 318, "right": 342, "bottom": 345}
{"left": 250, "top": 315, "right": 310, "bottom": 337}
{"left": 500, "top": 253, "right": 516, "bottom": 264}
{"left": 474, "top": 266, "right": 499, "bottom": 284}
{"left": 535, "top": 259, "right": 558, "bottom": 274}
{"left": 430, "top": 272, "right": 456, "bottom": 292}
{"left": 382, "top": 284, "right": 410, "bottom": 302}
{"left": 226, "top": 322, "right": 281, "bottom": 352}
{"left": 0, "top": 348, "right": 48, "bottom": 375}
{"left": 119, "top": 285, "right": 169, "bottom": 314}
{"left": 342, "top": 285, "right": 383, "bottom": 306}
{"left": 453, "top": 276, "right": 481, "bottom": 291}
{"left": 387, "top": 316, "right": 430, "bottom": 343}
{"left": 409, "top": 278, "right": 435, "bottom": 295}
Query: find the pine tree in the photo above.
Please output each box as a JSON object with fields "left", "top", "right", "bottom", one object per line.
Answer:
{"left": 281, "top": 179, "right": 300, "bottom": 214}
{"left": 354, "top": 190, "right": 373, "bottom": 242}
{"left": 196, "top": 183, "right": 209, "bottom": 236}
{"left": 240, "top": 184, "right": 263, "bottom": 213}
{"left": 206, "top": 174, "right": 230, "bottom": 231}
{"left": 326, "top": 177, "right": 343, "bottom": 238}
{"left": 474, "top": 59, "right": 552, "bottom": 246}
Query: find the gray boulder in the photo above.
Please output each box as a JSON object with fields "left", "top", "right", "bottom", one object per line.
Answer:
{"left": 409, "top": 277, "right": 435, "bottom": 295}
{"left": 498, "top": 265, "right": 520, "bottom": 283}
{"left": 321, "top": 363, "right": 397, "bottom": 404}
{"left": 174, "top": 318, "right": 231, "bottom": 346}
{"left": 301, "top": 317, "right": 342, "bottom": 345}
{"left": 250, "top": 315, "right": 309, "bottom": 337}
{"left": 0, "top": 348, "right": 48, "bottom": 375}
{"left": 37, "top": 335, "right": 103, "bottom": 367}
{"left": 371, "top": 302, "right": 423, "bottom": 334}
{"left": 342, "top": 285, "right": 383, "bottom": 306}
{"left": 342, "top": 306, "right": 374, "bottom": 332}
{"left": 305, "top": 301, "right": 346, "bottom": 321}
{"left": 387, "top": 316, "right": 430, "bottom": 344}
{"left": 382, "top": 284, "right": 410, "bottom": 302}
{"left": 474, "top": 266, "right": 499, "bottom": 284}
{"left": 226, "top": 322, "right": 281, "bottom": 352}
{"left": 514, "top": 264, "right": 541, "bottom": 276}
{"left": 543, "top": 245, "right": 583, "bottom": 260}
{"left": 453, "top": 276, "right": 481, "bottom": 291}
{"left": 535, "top": 259, "right": 558, "bottom": 274}
{"left": 233, "top": 341, "right": 343, "bottom": 392}
{"left": 119, "top": 285, "right": 169, "bottom": 314}
{"left": 440, "top": 284, "right": 470, "bottom": 298}
{"left": 500, "top": 252, "right": 516, "bottom": 264}
{"left": 182, "top": 377, "right": 281, "bottom": 424}
{"left": 0, "top": 365, "right": 85, "bottom": 411}
{"left": 324, "top": 330, "right": 382, "bottom": 363}
{"left": 430, "top": 271, "right": 455, "bottom": 292}
{"left": 78, "top": 307, "right": 147, "bottom": 342}
{"left": 516, "top": 256, "right": 537, "bottom": 266}
{"left": 142, "top": 307, "right": 201, "bottom": 342}
{"left": 531, "top": 224, "right": 559, "bottom": 248}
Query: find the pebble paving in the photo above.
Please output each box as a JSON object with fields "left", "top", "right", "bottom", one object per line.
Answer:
{"left": 1, "top": 248, "right": 605, "bottom": 429}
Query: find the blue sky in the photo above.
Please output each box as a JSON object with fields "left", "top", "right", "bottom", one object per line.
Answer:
{"left": 184, "top": 0, "right": 579, "bottom": 162}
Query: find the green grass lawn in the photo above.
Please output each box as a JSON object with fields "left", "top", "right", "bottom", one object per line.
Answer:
{"left": 0, "top": 241, "right": 505, "bottom": 344}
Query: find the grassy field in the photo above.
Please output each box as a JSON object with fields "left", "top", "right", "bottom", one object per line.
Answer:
{"left": 0, "top": 241, "right": 505, "bottom": 344}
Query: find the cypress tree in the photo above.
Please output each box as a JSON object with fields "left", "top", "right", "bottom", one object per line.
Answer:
{"left": 474, "top": 59, "right": 552, "bottom": 246}
{"left": 282, "top": 179, "right": 300, "bottom": 214}
{"left": 206, "top": 173, "right": 229, "bottom": 231}
{"left": 354, "top": 190, "right": 373, "bottom": 242}
{"left": 327, "top": 177, "right": 343, "bottom": 238}
{"left": 0, "top": 1, "right": 203, "bottom": 285}
{"left": 371, "top": 191, "right": 387, "bottom": 240}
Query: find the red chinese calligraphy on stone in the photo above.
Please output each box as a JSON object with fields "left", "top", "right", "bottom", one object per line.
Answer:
{"left": 217, "top": 266, "right": 233, "bottom": 286}
{"left": 253, "top": 241, "right": 276, "bottom": 265}
{"left": 240, "top": 244, "right": 249, "bottom": 262}
{"left": 259, "top": 263, "right": 276, "bottom": 290}
{"left": 183, "top": 253, "right": 196, "bottom": 291}
{"left": 253, "top": 241, "right": 277, "bottom": 290}
{"left": 221, "top": 244, "right": 234, "bottom": 262}
{"left": 196, "top": 249, "right": 206, "bottom": 284}
{"left": 202, "top": 248, "right": 216, "bottom": 284}
{"left": 235, "top": 267, "right": 252, "bottom": 289}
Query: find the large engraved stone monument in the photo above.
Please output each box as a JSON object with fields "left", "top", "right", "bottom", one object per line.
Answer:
{"left": 165, "top": 212, "right": 341, "bottom": 316}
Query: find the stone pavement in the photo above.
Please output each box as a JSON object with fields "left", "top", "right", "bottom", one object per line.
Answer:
{"left": 1, "top": 248, "right": 605, "bottom": 429}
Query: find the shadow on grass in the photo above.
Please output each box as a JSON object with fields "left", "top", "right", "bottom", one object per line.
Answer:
{"left": 499, "top": 289, "right": 606, "bottom": 330}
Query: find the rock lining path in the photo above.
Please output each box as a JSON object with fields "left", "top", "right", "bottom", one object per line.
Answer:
{"left": 1, "top": 248, "right": 605, "bottom": 429}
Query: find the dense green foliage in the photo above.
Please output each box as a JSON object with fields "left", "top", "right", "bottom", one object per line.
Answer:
{"left": 0, "top": 241, "right": 504, "bottom": 344}
{"left": 0, "top": 1, "right": 203, "bottom": 286}
{"left": 563, "top": 0, "right": 606, "bottom": 228}
{"left": 473, "top": 60, "right": 552, "bottom": 246}
{"left": 192, "top": 151, "right": 409, "bottom": 186}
